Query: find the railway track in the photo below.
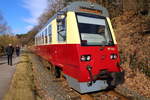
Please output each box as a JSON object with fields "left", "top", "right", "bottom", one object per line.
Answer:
{"left": 28, "top": 52, "right": 130, "bottom": 100}
{"left": 80, "top": 90, "right": 129, "bottom": 100}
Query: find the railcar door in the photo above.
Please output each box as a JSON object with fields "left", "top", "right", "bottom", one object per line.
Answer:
{"left": 56, "top": 13, "right": 67, "bottom": 66}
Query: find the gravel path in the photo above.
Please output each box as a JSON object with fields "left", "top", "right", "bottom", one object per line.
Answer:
{"left": 0, "top": 55, "right": 19, "bottom": 100}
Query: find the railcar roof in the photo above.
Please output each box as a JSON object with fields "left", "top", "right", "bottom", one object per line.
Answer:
{"left": 38, "top": 1, "right": 109, "bottom": 34}
{"left": 63, "top": 1, "right": 109, "bottom": 16}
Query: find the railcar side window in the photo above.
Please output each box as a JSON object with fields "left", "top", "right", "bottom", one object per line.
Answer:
{"left": 37, "top": 34, "right": 41, "bottom": 45}
{"left": 48, "top": 25, "right": 52, "bottom": 43}
{"left": 76, "top": 13, "right": 114, "bottom": 46}
{"left": 41, "top": 33, "right": 43, "bottom": 45}
{"left": 36, "top": 36, "right": 38, "bottom": 45}
{"left": 38, "top": 35, "right": 40, "bottom": 45}
{"left": 39, "top": 33, "right": 41, "bottom": 45}
{"left": 42, "top": 32, "right": 44, "bottom": 44}
{"left": 45, "top": 29, "right": 48, "bottom": 44}
{"left": 57, "top": 16, "right": 66, "bottom": 42}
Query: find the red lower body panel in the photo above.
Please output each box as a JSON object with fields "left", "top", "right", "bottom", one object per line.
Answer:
{"left": 34, "top": 44, "right": 121, "bottom": 82}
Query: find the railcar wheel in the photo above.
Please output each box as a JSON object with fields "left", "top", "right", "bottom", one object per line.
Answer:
{"left": 106, "top": 86, "right": 116, "bottom": 91}
{"left": 55, "top": 67, "right": 61, "bottom": 78}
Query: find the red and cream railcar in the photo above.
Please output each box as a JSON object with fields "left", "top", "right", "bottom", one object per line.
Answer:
{"left": 34, "top": 1, "right": 124, "bottom": 93}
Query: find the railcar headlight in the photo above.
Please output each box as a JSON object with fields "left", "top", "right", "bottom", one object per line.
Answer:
{"left": 81, "top": 55, "right": 91, "bottom": 61}
{"left": 81, "top": 55, "right": 86, "bottom": 61}
{"left": 110, "top": 54, "right": 117, "bottom": 60}
{"left": 86, "top": 56, "right": 91, "bottom": 61}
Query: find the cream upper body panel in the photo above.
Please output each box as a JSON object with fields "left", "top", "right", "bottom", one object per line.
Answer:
{"left": 106, "top": 17, "right": 117, "bottom": 44}
{"left": 51, "top": 19, "right": 58, "bottom": 44}
{"left": 36, "top": 12, "right": 117, "bottom": 45}
{"left": 66, "top": 12, "right": 80, "bottom": 44}
{"left": 35, "top": 1, "right": 115, "bottom": 46}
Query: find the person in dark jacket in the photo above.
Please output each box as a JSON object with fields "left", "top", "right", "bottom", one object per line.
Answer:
{"left": 5, "top": 44, "right": 14, "bottom": 66}
{"left": 15, "top": 45, "right": 20, "bottom": 56}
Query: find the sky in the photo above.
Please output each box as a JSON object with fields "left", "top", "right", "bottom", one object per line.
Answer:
{"left": 0, "top": 0, "right": 49, "bottom": 34}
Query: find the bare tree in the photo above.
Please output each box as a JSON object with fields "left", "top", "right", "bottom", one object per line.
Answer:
{"left": 0, "top": 12, "right": 11, "bottom": 35}
{"left": 0, "top": 14, "right": 7, "bottom": 34}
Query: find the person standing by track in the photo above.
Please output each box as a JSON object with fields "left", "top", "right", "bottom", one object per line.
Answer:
{"left": 5, "top": 44, "right": 14, "bottom": 66}
{"left": 15, "top": 45, "right": 20, "bottom": 56}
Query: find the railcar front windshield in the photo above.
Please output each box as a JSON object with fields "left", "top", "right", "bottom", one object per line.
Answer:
{"left": 76, "top": 13, "right": 114, "bottom": 46}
